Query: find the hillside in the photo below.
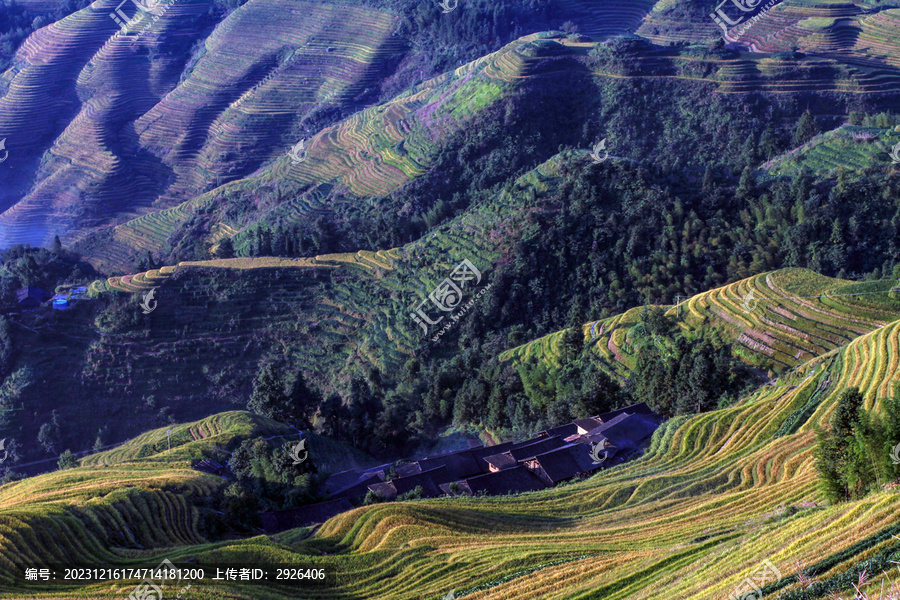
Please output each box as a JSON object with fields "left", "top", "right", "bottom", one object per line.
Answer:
{"left": 501, "top": 268, "right": 900, "bottom": 382}
{"left": 4, "top": 300, "right": 900, "bottom": 598}
{"left": 7, "top": 1, "right": 900, "bottom": 598}
{"left": 5, "top": 5, "right": 900, "bottom": 273}
{"left": 0, "top": 0, "right": 648, "bottom": 260}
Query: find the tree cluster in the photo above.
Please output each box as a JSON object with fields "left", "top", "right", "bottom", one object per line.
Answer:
{"left": 815, "top": 386, "right": 900, "bottom": 503}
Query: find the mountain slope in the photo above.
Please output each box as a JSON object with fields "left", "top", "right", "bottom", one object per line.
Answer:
{"left": 501, "top": 268, "right": 900, "bottom": 381}
{"left": 5, "top": 312, "right": 900, "bottom": 598}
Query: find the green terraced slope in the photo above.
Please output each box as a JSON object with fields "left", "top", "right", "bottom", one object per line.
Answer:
{"left": 7, "top": 303, "right": 900, "bottom": 599}
{"left": 86, "top": 34, "right": 587, "bottom": 272}
{"left": 501, "top": 267, "right": 900, "bottom": 381}
{"left": 762, "top": 123, "right": 900, "bottom": 177}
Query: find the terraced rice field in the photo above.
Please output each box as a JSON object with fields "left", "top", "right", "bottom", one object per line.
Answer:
{"left": 95, "top": 32, "right": 536, "bottom": 271}
{"left": 0, "top": 0, "right": 402, "bottom": 255}
{"left": 88, "top": 154, "right": 558, "bottom": 396}
{"left": 8, "top": 312, "right": 900, "bottom": 599}
{"left": 502, "top": 268, "right": 900, "bottom": 381}
{"left": 762, "top": 124, "right": 899, "bottom": 176}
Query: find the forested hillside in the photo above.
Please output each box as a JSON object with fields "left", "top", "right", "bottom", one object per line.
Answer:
{"left": 4, "top": 0, "right": 900, "bottom": 598}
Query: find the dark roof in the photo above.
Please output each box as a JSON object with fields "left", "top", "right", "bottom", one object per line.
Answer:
{"left": 439, "top": 481, "right": 473, "bottom": 496}
{"left": 325, "top": 469, "right": 366, "bottom": 494}
{"left": 574, "top": 417, "right": 603, "bottom": 434}
{"left": 508, "top": 435, "right": 566, "bottom": 461}
{"left": 368, "top": 466, "right": 447, "bottom": 499}
{"left": 595, "top": 412, "right": 632, "bottom": 432}
{"left": 366, "top": 481, "right": 398, "bottom": 500}
{"left": 395, "top": 463, "right": 423, "bottom": 477}
{"left": 260, "top": 498, "right": 353, "bottom": 533}
{"left": 596, "top": 402, "right": 657, "bottom": 422}
{"left": 527, "top": 443, "right": 601, "bottom": 485}
{"left": 599, "top": 414, "right": 661, "bottom": 453}
{"left": 15, "top": 286, "right": 50, "bottom": 305}
{"left": 463, "top": 465, "right": 546, "bottom": 496}
{"left": 539, "top": 422, "right": 580, "bottom": 439}
{"left": 483, "top": 452, "right": 517, "bottom": 471}
{"left": 330, "top": 473, "right": 385, "bottom": 500}
{"left": 416, "top": 449, "right": 482, "bottom": 479}
{"left": 568, "top": 413, "right": 634, "bottom": 442}
{"left": 468, "top": 441, "right": 516, "bottom": 471}
{"left": 361, "top": 462, "right": 393, "bottom": 476}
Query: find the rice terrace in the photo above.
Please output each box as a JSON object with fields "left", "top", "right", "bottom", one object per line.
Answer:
{"left": 6, "top": 0, "right": 900, "bottom": 598}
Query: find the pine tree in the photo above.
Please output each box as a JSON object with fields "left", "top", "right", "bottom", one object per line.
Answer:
{"left": 287, "top": 371, "right": 319, "bottom": 429}
{"left": 760, "top": 123, "right": 779, "bottom": 161}
{"left": 792, "top": 110, "right": 820, "bottom": 147}
{"left": 736, "top": 166, "right": 755, "bottom": 199}
{"left": 216, "top": 237, "right": 235, "bottom": 259}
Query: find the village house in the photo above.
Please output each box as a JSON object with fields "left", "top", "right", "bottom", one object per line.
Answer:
{"left": 15, "top": 286, "right": 51, "bottom": 310}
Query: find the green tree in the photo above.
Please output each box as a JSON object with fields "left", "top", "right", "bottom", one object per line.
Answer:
{"left": 247, "top": 364, "right": 292, "bottom": 423}
{"left": 57, "top": 449, "right": 77, "bottom": 470}
{"left": 215, "top": 237, "right": 235, "bottom": 259}
{"left": 792, "top": 110, "right": 820, "bottom": 147}
{"left": 286, "top": 371, "right": 320, "bottom": 429}
{"left": 37, "top": 410, "right": 61, "bottom": 455}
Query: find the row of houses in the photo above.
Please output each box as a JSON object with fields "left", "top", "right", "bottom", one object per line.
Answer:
{"left": 260, "top": 403, "right": 663, "bottom": 532}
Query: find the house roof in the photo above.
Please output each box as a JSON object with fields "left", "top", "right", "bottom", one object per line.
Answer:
{"left": 538, "top": 422, "right": 580, "bottom": 439}
{"left": 468, "top": 441, "right": 516, "bottom": 471}
{"left": 567, "top": 412, "right": 635, "bottom": 442}
{"left": 573, "top": 417, "right": 603, "bottom": 434}
{"left": 439, "top": 481, "right": 473, "bottom": 496}
{"left": 395, "top": 463, "right": 423, "bottom": 477}
{"left": 483, "top": 452, "right": 518, "bottom": 471}
{"left": 330, "top": 473, "right": 385, "bottom": 500}
{"left": 415, "top": 448, "right": 482, "bottom": 479}
{"left": 595, "top": 412, "right": 632, "bottom": 432}
{"left": 528, "top": 443, "right": 599, "bottom": 484}
{"left": 463, "top": 465, "right": 546, "bottom": 496}
{"left": 368, "top": 465, "right": 447, "bottom": 499}
{"left": 599, "top": 414, "right": 661, "bottom": 453}
{"left": 15, "top": 286, "right": 50, "bottom": 304}
{"left": 367, "top": 481, "right": 398, "bottom": 500}
{"left": 508, "top": 435, "right": 566, "bottom": 461}
{"left": 326, "top": 469, "right": 367, "bottom": 495}
{"left": 596, "top": 402, "right": 657, "bottom": 422}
